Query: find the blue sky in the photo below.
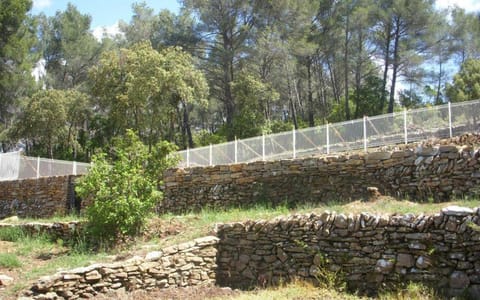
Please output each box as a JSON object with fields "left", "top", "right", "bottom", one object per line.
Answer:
{"left": 31, "top": 0, "right": 479, "bottom": 30}
{"left": 32, "top": 0, "right": 181, "bottom": 28}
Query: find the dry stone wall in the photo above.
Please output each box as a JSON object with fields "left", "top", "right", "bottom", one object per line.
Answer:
{"left": 24, "top": 236, "right": 219, "bottom": 299}
{"left": 215, "top": 206, "right": 480, "bottom": 297}
{"left": 161, "top": 144, "right": 480, "bottom": 214}
{"left": 0, "top": 175, "right": 79, "bottom": 219}
{"left": 22, "top": 207, "right": 480, "bottom": 298}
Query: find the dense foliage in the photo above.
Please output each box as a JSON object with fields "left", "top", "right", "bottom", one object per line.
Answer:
{"left": 0, "top": 0, "right": 479, "bottom": 158}
{"left": 75, "top": 130, "right": 177, "bottom": 243}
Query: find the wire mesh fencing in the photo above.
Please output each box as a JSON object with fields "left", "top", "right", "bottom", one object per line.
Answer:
{"left": 177, "top": 99, "right": 480, "bottom": 168}
{"left": 2, "top": 100, "right": 479, "bottom": 177}
{"left": 0, "top": 152, "right": 90, "bottom": 181}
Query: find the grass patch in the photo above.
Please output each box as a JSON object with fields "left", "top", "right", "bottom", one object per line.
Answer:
{"left": 293, "top": 197, "right": 480, "bottom": 216}
{"left": 151, "top": 203, "right": 291, "bottom": 248}
{"left": 0, "top": 253, "right": 22, "bottom": 268}
{"left": 379, "top": 282, "right": 438, "bottom": 300}
{"left": 214, "top": 280, "right": 365, "bottom": 300}
{"left": 0, "top": 226, "right": 25, "bottom": 242}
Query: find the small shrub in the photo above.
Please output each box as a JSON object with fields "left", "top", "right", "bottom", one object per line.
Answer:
{"left": 76, "top": 129, "right": 177, "bottom": 245}
{"left": 0, "top": 253, "right": 22, "bottom": 268}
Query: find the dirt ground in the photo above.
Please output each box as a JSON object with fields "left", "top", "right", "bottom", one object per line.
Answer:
{"left": 94, "top": 285, "right": 241, "bottom": 300}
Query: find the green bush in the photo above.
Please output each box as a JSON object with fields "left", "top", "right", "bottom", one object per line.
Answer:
{"left": 75, "top": 129, "right": 177, "bottom": 245}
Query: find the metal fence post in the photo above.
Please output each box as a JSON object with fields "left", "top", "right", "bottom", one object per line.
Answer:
{"left": 36, "top": 156, "right": 40, "bottom": 178}
{"left": 262, "top": 133, "right": 265, "bottom": 161}
{"left": 209, "top": 144, "right": 213, "bottom": 166}
{"left": 73, "top": 161, "right": 77, "bottom": 176}
{"left": 363, "top": 116, "right": 367, "bottom": 152}
{"left": 403, "top": 108, "right": 408, "bottom": 144}
{"left": 448, "top": 101, "right": 453, "bottom": 138}
{"left": 292, "top": 127, "right": 296, "bottom": 159}
{"left": 234, "top": 137, "right": 238, "bottom": 164}
{"left": 186, "top": 147, "right": 190, "bottom": 168}
{"left": 326, "top": 123, "right": 330, "bottom": 154}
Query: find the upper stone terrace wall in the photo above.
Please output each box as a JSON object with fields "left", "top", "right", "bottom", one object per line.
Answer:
{"left": 0, "top": 175, "right": 79, "bottom": 219}
{"left": 160, "top": 144, "right": 480, "bottom": 214}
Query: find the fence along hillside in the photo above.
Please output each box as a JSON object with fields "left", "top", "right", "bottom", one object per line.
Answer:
{"left": 178, "top": 99, "right": 480, "bottom": 167}
{"left": 0, "top": 152, "right": 89, "bottom": 181}
{"left": 1, "top": 99, "right": 479, "bottom": 181}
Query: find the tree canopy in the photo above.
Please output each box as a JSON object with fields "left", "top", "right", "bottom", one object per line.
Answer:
{"left": 1, "top": 0, "right": 480, "bottom": 159}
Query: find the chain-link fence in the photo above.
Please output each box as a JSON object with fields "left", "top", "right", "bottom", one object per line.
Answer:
{"left": 177, "top": 100, "right": 480, "bottom": 167}
{"left": 2, "top": 100, "right": 479, "bottom": 177}
{"left": 0, "top": 152, "right": 90, "bottom": 181}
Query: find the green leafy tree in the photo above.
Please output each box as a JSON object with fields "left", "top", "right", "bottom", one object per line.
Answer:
{"left": 0, "top": 0, "right": 36, "bottom": 145}
{"left": 182, "top": 0, "right": 266, "bottom": 140}
{"left": 446, "top": 59, "right": 480, "bottom": 102}
{"left": 119, "top": 2, "right": 158, "bottom": 45}
{"left": 450, "top": 7, "right": 480, "bottom": 63}
{"left": 7, "top": 89, "right": 91, "bottom": 159}
{"left": 373, "top": 0, "right": 437, "bottom": 113}
{"left": 231, "top": 71, "right": 279, "bottom": 138}
{"left": 39, "top": 3, "right": 104, "bottom": 90}
{"left": 446, "top": 59, "right": 480, "bottom": 128}
{"left": 89, "top": 41, "right": 207, "bottom": 150}
{"left": 75, "top": 129, "right": 177, "bottom": 244}
{"left": 353, "top": 76, "right": 386, "bottom": 117}
{"left": 399, "top": 89, "right": 423, "bottom": 109}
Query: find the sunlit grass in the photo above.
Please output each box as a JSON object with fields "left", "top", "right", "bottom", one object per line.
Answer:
{"left": 0, "top": 253, "right": 22, "bottom": 268}
{"left": 212, "top": 279, "right": 365, "bottom": 300}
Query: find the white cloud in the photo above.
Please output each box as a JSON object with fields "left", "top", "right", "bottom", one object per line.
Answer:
{"left": 33, "top": 0, "right": 52, "bottom": 10}
{"left": 436, "top": 0, "right": 480, "bottom": 12}
{"left": 92, "top": 22, "right": 123, "bottom": 41}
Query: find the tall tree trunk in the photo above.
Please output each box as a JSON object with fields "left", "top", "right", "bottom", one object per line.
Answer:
{"left": 222, "top": 30, "right": 235, "bottom": 141}
{"left": 388, "top": 18, "right": 401, "bottom": 113}
{"left": 435, "top": 59, "right": 443, "bottom": 105}
{"left": 182, "top": 101, "right": 194, "bottom": 148}
{"left": 354, "top": 30, "right": 363, "bottom": 119}
{"left": 286, "top": 68, "right": 298, "bottom": 129}
{"left": 314, "top": 57, "right": 328, "bottom": 121}
{"left": 307, "top": 57, "right": 314, "bottom": 127}
{"left": 344, "top": 7, "right": 350, "bottom": 120}
{"left": 327, "top": 60, "right": 340, "bottom": 103}
{"left": 381, "top": 23, "right": 392, "bottom": 112}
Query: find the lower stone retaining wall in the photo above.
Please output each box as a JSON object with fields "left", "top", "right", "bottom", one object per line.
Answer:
{"left": 0, "top": 175, "right": 79, "bottom": 219}
{"left": 25, "top": 236, "right": 219, "bottom": 299}
{"left": 215, "top": 206, "right": 480, "bottom": 297}
{"left": 25, "top": 207, "right": 480, "bottom": 299}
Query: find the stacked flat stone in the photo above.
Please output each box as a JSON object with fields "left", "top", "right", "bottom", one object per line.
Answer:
{"left": 0, "top": 175, "right": 80, "bottom": 219}
{"left": 161, "top": 144, "right": 480, "bottom": 214}
{"left": 23, "top": 236, "right": 219, "bottom": 300}
{"left": 215, "top": 206, "right": 480, "bottom": 298}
